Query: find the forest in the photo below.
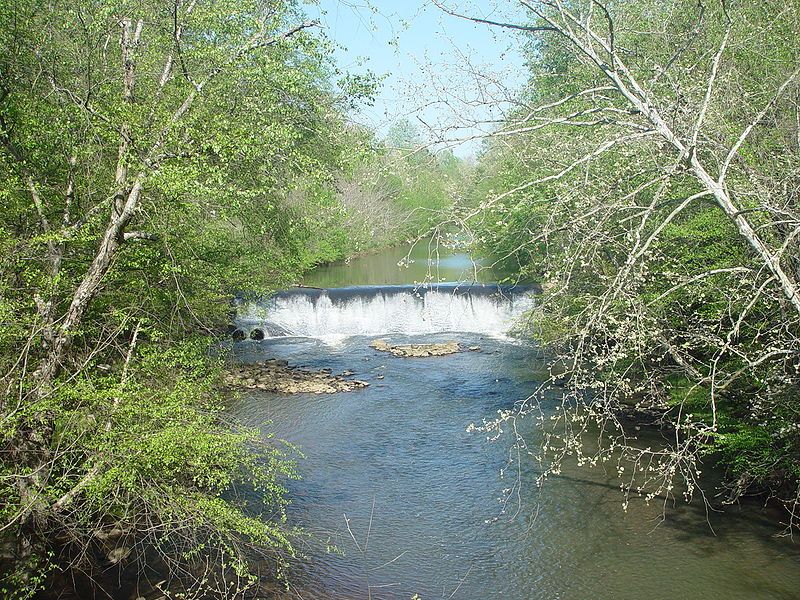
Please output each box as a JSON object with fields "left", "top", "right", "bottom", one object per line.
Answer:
{"left": 1, "top": 0, "right": 799, "bottom": 598}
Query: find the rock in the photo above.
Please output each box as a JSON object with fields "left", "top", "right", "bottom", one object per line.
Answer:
{"left": 226, "top": 360, "right": 368, "bottom": 394}
{"left": 341, "top": 370, "right": 354, "bottom": 376}
{"left": 93, "top": 527, "right": 124, "bottom": 541}
{"left": 370, "top": 339, "right": 391, "bottom": 352}
{"left": 107, "top": 546, "right": 131, "bottom": 564}
{"left": 370, "top": 339, "right": 462, "bottom": 357}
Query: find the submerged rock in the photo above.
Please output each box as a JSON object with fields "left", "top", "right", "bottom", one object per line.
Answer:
{"left": 106, "top": 546, "right": 131, "bottom": 565}
{"left": 226, "top": 361, "right": 368, "bottom": 394}
{"left": 369, "top": 339, "right": 462, "bottom": 357}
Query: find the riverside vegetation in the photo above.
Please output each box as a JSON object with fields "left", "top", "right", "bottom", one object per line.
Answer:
{"left": 0, "top": 0, "right": 461, "bottom": 597}
{"left": 2, "top": 0, "right": 800, "bottom": 598}
{"left": 451, "top": 0, "right": 800, "bottom": 527}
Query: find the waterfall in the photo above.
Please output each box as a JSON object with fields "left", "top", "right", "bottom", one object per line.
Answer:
{"left": 234, "top": 283, "right": 537, "bottom": 340}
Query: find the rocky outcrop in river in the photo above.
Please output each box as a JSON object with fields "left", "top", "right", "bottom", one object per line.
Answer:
{"left": 226, "top": 359, "right": 369, "bottom": 394}
{"left": 370, "top": 339, "right": 476, "bottom": 357}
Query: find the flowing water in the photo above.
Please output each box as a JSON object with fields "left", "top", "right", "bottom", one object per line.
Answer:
{"left": 234, "top": 284, "right": 537, "bottom": 340}
{"left": 231, "top": 245, "right": 800, "bottom": 599}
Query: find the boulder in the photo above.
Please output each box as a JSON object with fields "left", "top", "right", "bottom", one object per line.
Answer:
{"left": 226, "top": 361, "right": 368, "bottom": 394}
{"left": 369, "top": 339, "right": 462, "bottom": 357}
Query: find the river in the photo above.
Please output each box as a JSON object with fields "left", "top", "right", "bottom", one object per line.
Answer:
{"left": 231, "top": 243, "right": 800, "bottom": 599}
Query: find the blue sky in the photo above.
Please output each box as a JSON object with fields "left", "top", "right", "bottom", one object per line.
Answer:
{"left": 305, "top": 1, "right": 530, "bottom": 158}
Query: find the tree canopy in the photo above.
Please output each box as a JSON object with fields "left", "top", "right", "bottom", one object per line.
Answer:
{"left": 459, "top": 0, "right": 800, "bottom": 527}
{"left": 0, "top": 0, "right": 386, "bottom": 596}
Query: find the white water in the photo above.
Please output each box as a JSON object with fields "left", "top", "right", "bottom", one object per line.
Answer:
{"left": 235, "top": 285, "right": 535, "bottom": 340}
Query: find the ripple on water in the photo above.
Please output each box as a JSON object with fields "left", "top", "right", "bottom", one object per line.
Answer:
{"left": 232, "top": 334, "right": 800, "bottom": 600}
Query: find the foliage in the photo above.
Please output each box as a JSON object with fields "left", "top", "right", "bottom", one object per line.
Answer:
{"left": 332, "top": 121, "right": 464, "bottom": 256}
{"left": 463, "top": 0, "right": 800, "bottom": 528}
{"left": 0, "top": 0, "right": 377, "bottom": 596}
{"left": 1, "top": 340, "right": 298, "bottom": 597}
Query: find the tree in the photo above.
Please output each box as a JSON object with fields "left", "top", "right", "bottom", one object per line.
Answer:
{"left": 437, "top": 0, "right": 800, "bottom": 530}
{"left": 0, "top": 0, "right": 368, "bottom": 595}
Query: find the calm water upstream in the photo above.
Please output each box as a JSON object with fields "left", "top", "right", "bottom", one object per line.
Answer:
{"left": 232, "top": 245, "right": 800, "bottom": 599}
{"left": 300, "top": 239, "right": 506, "bottom": 287}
